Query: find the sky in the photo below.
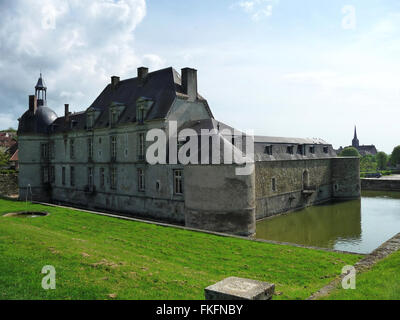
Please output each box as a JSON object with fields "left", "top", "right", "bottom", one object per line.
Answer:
{"left": 0, "top": 0, "right": 399, "bottom": 153}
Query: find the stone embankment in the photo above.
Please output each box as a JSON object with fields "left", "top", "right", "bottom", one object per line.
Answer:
{"left": 361, "top": 175, "right": 400, "bottom": 191}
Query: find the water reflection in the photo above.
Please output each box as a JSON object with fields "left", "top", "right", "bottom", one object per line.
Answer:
{"left": 256, "top": 191, "right": 400, "bottom": 254}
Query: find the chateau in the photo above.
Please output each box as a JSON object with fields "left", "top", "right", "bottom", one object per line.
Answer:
{"left": 18, "top": 67, "right": 361, "bottom": 236}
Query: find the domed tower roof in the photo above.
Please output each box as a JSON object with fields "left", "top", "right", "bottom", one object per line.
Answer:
{"left": 18, "top": 75, "right": 57, "bottom": 135}
{"left": 18, "top": 105, "right": 58, "bottom": 135}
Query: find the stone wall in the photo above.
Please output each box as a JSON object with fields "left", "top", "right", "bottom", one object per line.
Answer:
{"left": 255, "top": 157, "right": 360, "bottom": 220}
{"left": 255, "top": 159, "right": 333, "bottom": 220}
{"left": 0, "top": 173, "right": 18, "bottom": 196}
{"left": 184, "top": 164, "right": 256, "bottom": 236}
{"left": 361, "top": 178, "right": 400, "bottom": 191}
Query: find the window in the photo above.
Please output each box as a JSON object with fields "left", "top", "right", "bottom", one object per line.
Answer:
{"left": 88, "top": 167, "right": 93, "bottom": 189}
{"left": 323, "top": 146, "right": 329, "bottom": 154}
{"left": 41, "top": 143, "right": 48, "bottom": 160}
{"left": 264, "top": 145, "right": 273, "bottom": 155}
{"left": 50, "top": 166, "right": 55, "bottom": 183}
{"left": 286, "top": 146, "right": 294, "bottom": 155}
{"left": 62, "top": 167, "right": 66, "bottom": 185}
{"left": 111, "top": 136, "right": 117, "bottom": 160}
{"left": 88, "top": 137, "right": 93, "bottom": 160}
{"left": 138, "top": 168, "right": 145, "bottom": 192}
{"left": 70, "top": 139, "right": 75, "bottom": 159}
{"left": 110, "top": 167, "right": 117, "bottom": 190}
{"left": 138, "top": 107, "right": 145, "bottom": 124}
{"left": 309, "top": 146, "right": 315, "bottom": 154}
{"left": 87, "top": 114, "right": 94, "bottom": 129}
{"left": 174, "top": 170, "right": 183, "bottom": 195}
{"left": 138, "top": 132, "right": 145, "bottom": 161}
{"left": 42, "top": 167, "right": 49, "bottom": 184}
{"left": 69, "top": 166, "right": 74, "bottom": 186}
{"left": 297, "top": 145, "right": 305, "bottom": 155}
{"left": 272, "top": 178, "right": 277, "bottom": 192}
{"left": 111, "top": 111, "right": 119, "bottom": 126}
{"left": 49, "top": 142, "right": 55, "bottom": 159}
{"left": 100, "top": 168, "right": 105, "bottom": 188}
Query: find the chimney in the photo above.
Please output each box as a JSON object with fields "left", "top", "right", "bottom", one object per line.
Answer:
{"left": 111, "top": 76, "right": 120, "bottom": 89}
{"left": 137, "top": 67, "right": 149, "bottom": 85}
{"left": 65, "top": 104, "right": 70, "bottom": 122}
{"left": 29, "top": 95, "right": 37, "bottom": 114}
{"left": 181, "top": 68, "right": 198, "bottom": 101}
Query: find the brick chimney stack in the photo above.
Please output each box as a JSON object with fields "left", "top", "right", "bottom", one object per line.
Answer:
{"left": 29, "top": 95, "right": 37, "bottom": 114}
{"left": 65, "top": 104, "right": 70, "bottom": 122}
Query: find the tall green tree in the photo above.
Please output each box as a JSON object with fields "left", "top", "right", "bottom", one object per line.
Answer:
{"left": 391, "top": 146, "right": 400, "bottom": 166}
{"left": 339, "top": 147, "right": 360, "bottom": 157}
{"left": 376, "top": 152, "right": 388, "bottom": 170}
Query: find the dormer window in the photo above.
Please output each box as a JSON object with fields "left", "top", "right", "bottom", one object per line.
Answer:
{"left": 109, "top": 102, "right": 125, "bottom": 128}
{"left": 138, "top": 107, "right": 145, "bottom": 124}
{"left": 264, "top": 145, "right": 273, "bottom": 155}
{"left": 297, "top": 145, "right": 305, "bottom": 155}
{"left": 136, "top": 97, "right": 153, "bottom": 125}
{"left": 87, "top": 114, "right": 94, "bottom": 129}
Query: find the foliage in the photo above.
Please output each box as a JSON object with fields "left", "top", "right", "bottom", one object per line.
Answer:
{"left": 0, "top": 199, "right": 362, "bottom": 300}
{"left": 339, "top": 147, "right": 360, "bottom": 157}
{"left": 0, "top": 151, "right": 10, "bottom": 167}
{"left": 376, "top": 152, "right": 388, "bottom": 170}
{"left": 391, "top": 146, "right": 400, "bottom": 166}
{"left": 360, "top": 155, "right": 377, "bottom": 173}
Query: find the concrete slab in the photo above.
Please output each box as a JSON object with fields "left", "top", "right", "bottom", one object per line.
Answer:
{"left": 205, "top": 277, "right": 275, "bottom": 300}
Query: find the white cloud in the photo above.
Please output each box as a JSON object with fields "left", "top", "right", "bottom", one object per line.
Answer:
{"left": 0, "top": 0, "right": 162, "bottom": 129}
{"left": 234, "top": 0, "right": 276, "bottom": 21}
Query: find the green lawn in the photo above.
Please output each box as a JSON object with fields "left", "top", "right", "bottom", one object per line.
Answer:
{"left": 0, "top": 199, "right": 362, "bottom": 300}
{"left": 321, "top": 250, "right": 400, "bottom": 300}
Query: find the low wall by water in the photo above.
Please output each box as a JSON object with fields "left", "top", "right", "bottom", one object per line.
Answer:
{"left": 0, "top": 173, "right": 18, "bottom": 196}
{"left": 361, "top": 178, "right": 400, "bottom": 191}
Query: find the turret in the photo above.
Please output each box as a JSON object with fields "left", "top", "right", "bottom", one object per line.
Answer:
{"left": 35, "top": 73, "right": 47, "bottom": 107}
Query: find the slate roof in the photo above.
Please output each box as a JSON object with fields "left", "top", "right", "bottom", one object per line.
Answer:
{"left": 50, "top": 67, "right": 213, "bottom": 133}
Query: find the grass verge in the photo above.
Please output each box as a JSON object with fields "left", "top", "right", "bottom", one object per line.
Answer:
{"left": 0, "top": 199, "right": 362, "bottom": 300}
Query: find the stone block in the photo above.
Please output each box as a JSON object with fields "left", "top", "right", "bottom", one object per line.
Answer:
{"left": 205, "top": 277, "right": 275, "bottom": 300}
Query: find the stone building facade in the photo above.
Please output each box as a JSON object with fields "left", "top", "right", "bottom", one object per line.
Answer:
{"left": 18, "top": 68, "right": 360, "bottom": 236}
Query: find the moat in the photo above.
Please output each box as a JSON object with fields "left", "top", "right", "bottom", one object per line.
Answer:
{"left": 256, "top": 191, "right": 400, "bottom": 254}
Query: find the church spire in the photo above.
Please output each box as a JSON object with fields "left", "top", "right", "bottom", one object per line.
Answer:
{"left": 352, "top": 126, "right": 359, "bottom": 148}
{"left": 35, "top": 73, "right": 47, "bottom": 107}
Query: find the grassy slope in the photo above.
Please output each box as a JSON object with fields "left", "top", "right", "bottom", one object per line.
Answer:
{"left": 321, "top": 250, "right": 400, "bottom": 300}
{"left": 0, "top": 199, "right": 362, "bottom": 300}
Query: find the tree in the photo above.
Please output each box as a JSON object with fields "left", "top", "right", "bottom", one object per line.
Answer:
{"left": 339, "top": 147, "right": 360, "bottom": 157}
{"left": 0, "top": 151, "right": 10, "bottom": 167}
{"left": 391, "top": 146, "right": 400, "bottom": 167}
{"left": 376, "top": 152, "right": 388, "bottom": 170}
